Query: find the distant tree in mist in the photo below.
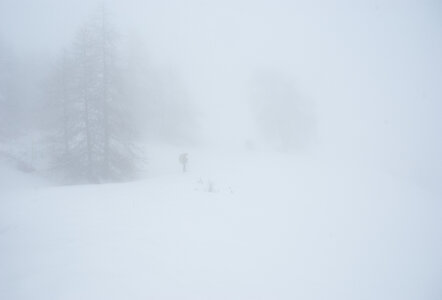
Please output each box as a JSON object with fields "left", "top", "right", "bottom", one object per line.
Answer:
{"left": 0, "top": 43, "right": 21, "bottom": 141}
{"left": 0, "top": 40, "right": 50, "bottom": 171}
{"left": 250, "top": 71, "right": 316, "bottom": 151}
{"left": 124, "top": 39, "right": 197, "bottom": 145}
{"left": 46, "top": 8, "right": 137, "bottom": 183}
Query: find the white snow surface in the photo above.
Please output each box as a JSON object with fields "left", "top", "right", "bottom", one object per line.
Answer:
{"left": 1, "top": 146, "right": 441, "bottom": 300}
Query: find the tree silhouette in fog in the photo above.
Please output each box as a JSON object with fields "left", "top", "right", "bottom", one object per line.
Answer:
{"left": 47, "top": 8, "right": 137, "bottom": 183}
{"left": 250, "top": 70, "right": 316, "bottom": 152}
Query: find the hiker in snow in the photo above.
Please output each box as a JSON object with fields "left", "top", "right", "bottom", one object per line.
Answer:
{"left": 179, "top": 153, "right": 188, "bottom": 173}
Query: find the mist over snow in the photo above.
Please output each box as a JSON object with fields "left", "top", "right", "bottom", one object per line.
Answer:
{"left": 0, "top": 0, "right": 441, "bottom": 299}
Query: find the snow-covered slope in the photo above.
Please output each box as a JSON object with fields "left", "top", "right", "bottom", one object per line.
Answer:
{"left": 0, "top": 147, "right": 441, "bottom": 300}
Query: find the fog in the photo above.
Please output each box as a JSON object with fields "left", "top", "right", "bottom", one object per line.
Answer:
{"left": 2, "top": 0, "right": 441, "bottom": 187}
{"left": 0, "top": 0, "right": 441, "bottom": 298}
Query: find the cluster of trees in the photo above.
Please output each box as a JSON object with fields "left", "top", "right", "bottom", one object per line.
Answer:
{"left": 0, "top": 8, "right": 196, "bottom": 184}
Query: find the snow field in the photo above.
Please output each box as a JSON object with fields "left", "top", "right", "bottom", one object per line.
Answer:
{"left": 0, "top": 147, "right": 441, "bottom": 300}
